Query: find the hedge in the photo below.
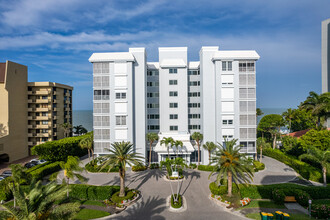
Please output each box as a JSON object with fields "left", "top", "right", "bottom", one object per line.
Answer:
{"left": 150, "top": 163, "right": 159, "bottom": 169}
{"left": 26, "top": 161, "right": 51, "bottom": 173}
{"left": 263, "top": 148, "right": 329, "bottom": 183}
{"left": 85, "top": 161, "right": 119, "bottom": 173}
{"left": 31, "top": 133, "right": 90, "bottom": 161}
{"left": 111, "top": 190, "right": 136, "bottom": 203}
{"left": 272, "top": 189, "right": 311, "bottom": 206}
{"left": 132, "top": 165, "right": 147, "bottom": 172}
{"left": 69, "top": 184, "right": 120, "bottom": 200}
{"left": 311, "top": 204, "right": 330, "bottom": 219}
{"left": 253, "top": 161, "right": 265, "bottom": 172}
{"left": 171, "top": 194, "right": 182, "bottom": 209}
{"left": 210, "top": 182, "right": 330, "bottom": 200}
{"left": 29, "top": 161, "right": 62, "bottom": 180}
{"left": 197, "top": 165, "right": 215, "bottom": 172}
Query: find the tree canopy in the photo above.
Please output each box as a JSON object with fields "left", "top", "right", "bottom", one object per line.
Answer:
{"left": 299, "top": 129, "right": 330, "bottom": 151}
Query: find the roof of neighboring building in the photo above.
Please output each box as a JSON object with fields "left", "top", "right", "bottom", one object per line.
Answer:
{"left": 27, "top": 82, "right": 73, "bottom": 90}
{"left": 188, "top": 61, "right": 200, "bottom": 69}
{"left": 0, "top": 63, "right": 6, "bottom": 83}
{"left": 286, "top": 129, "right": 311, "bottom": 138}
{"left": 89, "top": 52, "right": 135, "bottom": 62}
{"left": 160, "top": 59, "right": 187, "bottom": 68}
{"left": 212, "top": 50, "right": 260, "bottom": 60}
{"left": 147, "top": 62, "right": 159, "bottom": 69}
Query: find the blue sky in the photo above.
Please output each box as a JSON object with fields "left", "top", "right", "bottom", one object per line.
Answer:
{"left": 0, "top": 0, "right": 329, "bottom": 110}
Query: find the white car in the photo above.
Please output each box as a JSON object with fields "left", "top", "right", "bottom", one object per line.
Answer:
{"left": 30, "top": 159, "right": 47, "bottom": 165}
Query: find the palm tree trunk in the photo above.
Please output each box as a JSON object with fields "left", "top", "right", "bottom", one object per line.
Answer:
{"left": 208, "top": 150, "right": 211, "bottom": 165}
{"left": 272, "top": 135, "right": 276, "bottom": 149}
{"left": 260, "top": 146, "right": 263, "bottom": 163}
{"left": 323, "top": 166, "right": 327, "bottom": 186}
{"left": 197, "top": 142, "right": 200, "bottom": 166}
{"left": 227, "top": 171, "right": 232, "bottom": 197}
{"left": 88, "top": 149, "right": 90, "bottom": 161}
{"left": 167, "top": 146, "right": 170, "bottom": 159}
{"left": 119, "top": 170, "right": 125, "bottom": 197}
{"left": 67, "top": 177, "right": 70, "bottom": 198}
{"left": 149, "top": 142, "right": 152, "bottom": 167}
{"left": 318, "top": 116, "right": 321, "bottom": 128}
{"left": 91, "top": 149, "right": 94, "bottom": 161}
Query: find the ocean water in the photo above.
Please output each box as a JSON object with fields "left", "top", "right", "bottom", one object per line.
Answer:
{"left": 73, "top": 108, "right": 287, "bottom": 131}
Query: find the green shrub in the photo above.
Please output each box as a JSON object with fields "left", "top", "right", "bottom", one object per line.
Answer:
{"left": 281, "top": 136, "right": 304, "bottom": 157}
{"left": 85, "top": 160, "right": 119, "bottom": 173}
{"left": 0, "top": 177, "right": 13, "bottom": 201}
{"left": 263, "top": 148, "right": 328, "bottom": 182}
{"left": 150, "top": 163, "right": 159, "bottom": 169}
{"left": 132, "top": 164, "right": 147, "bottom": 172}
{"left": 253, "top": 161, "right": 265, "bottom": 172}
{"left": 26, "top": 161, "right": 51, "bottom": 173}
{"left": 197, "top": 165, "right": 215, "bottom": 171}
{"left": 69, "top": 184, "right": 120, "bottom": 200}
{"left": 111, "top": 190, "right": 136, "bottom": 203}
{"left": 189, "top": 164, "right": 197, "bottom": 169}
{"left": 209, "top": 182, "right": 239, "bottom": 195}
{"left": 292, "top": 189, "right": 311, "bottom": 207}
{"left": 31, "top": 133, "right": 90, "bottom": 161}
{"left": 272, "top": 189, "right": 286, "bottom": 204}
{"left": 171, "top": 194, "right": 182, "bottom": 209}
{"left": 311, "top": 204, "right": 330, "bottom": 219}
{"left": 29, "top": 161, "right": 62, "bottom": 180}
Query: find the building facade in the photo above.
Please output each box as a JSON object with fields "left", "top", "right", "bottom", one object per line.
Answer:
{"left": 0, "top": 60, "right": 73, "bottom": 162}
{"left": 89, "top": 47, "right": 260, "bottom": 164}
{"left": 322, "top": 18, "right": 330, "bottom": 127}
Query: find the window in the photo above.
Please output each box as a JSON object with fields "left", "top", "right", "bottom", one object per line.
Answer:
{"left": 222, "top": 62, "right": 227, "bottom": 71}
{"left": 42, "top": 112, "right": 48, "bottom": 116}
{"left": 188, "top": 92, "right": 200, "bottom": 97}
{"left": 189, "top": 125, "right": 201, "bottom": 130}
{"left": 170, "top": 114, "right": 178, "bottom": 119}
{"left": 169, "top": 68, "right": 177, "bottom": 74}
{"left": 116, "top": 92, "right": 126, "bottom": 99}
{"left": 188, "top": 103, "right": 200, "bottom": 108}
{"left": 169, "top": 80, "right": 177, "bottom": 85}
{"left": 148, "top": 125, "right": 160, "bottom": 130}
{"left": 94, "top": 90, "right": 101, "bottom": 100}
{"left": 239, "top": 61, "right": 255, "bottom": 72}
{"left": 222, "top": 61, "right": 232, "bottom": 71}
{"left": 102, "top": 90, "right": 109, "bottom": 100}
{"left": 147, "top": 114, "right": 160, "bottom": 119}
{"left": 42, "top": 96, "right": 48, "bottom": 100}
{"left": 116, "top": 116, "right": 126, "bottom": 126}
{"left": 169, "top": 91, "right": 178, "bottom": 97}
{"left": 170, "top": 126, "right": 178, "bottom": 131}
{"left": 42, "top": 120, "right": 48, "bottom": 125}
{"left": 169, "top": 103, "right": 178, "bottom": 108}
{"left": 147, "top": 70, "right": 159, "bottom": 76}
{"left": 188, "top": 114, "right": 200, "bottom": 119}
{"left": 189, "top": 81, "right": 200, "bottom": 86}
{"left": 223, "top": 135, "right": 233, "bottom": 139}
{"left": 147, "top": 92, "right": 159, "bottom": 98}
{"left": 222, "top": 119, "right": 233, "bottom": 125}
{"left": 188, "top": 70, "right": 200, "bottom": 75}
{"left": 147, "top": 82, "right": 159, "bottom": 87}
{"left": 147, "top": 103, "right": 159, "bottom": 108}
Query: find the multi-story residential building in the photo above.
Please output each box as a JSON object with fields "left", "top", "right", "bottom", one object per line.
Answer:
{"left": 322, "top": 18, "right": 330, "bottom": 127}
{"left": 89, "top": 47, "right": 260, "bottom": 165}
{"left": 0, "top": 60, "right": 73, "bottom": 162}
{"left": 27, "top": 82, "right": 73, "bottom": 149}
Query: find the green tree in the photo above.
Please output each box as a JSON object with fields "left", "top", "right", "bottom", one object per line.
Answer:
{"left": 258, "top": 114, "right": 284, "bottom": 149}
{"left": 160, "top": 137, "right": 174, "bottom": 159}
{"left": 60, "top": 123, "right": 72, "bottom": 138}
{"left": 299, "top": 147, "right": 330, "bottom": 186}
{"left": 282, "top": 108, "right": 295, "bottom": 132}
{"left": 0, "top": 180, "right": 80, "bottom": 220}
{"left": 298, "top": 129, "right": 330, "bottom": 151}
{"left": 100, "top": 141, "right": 144, "bottom": 197}
{"left": 256, "top": 138, "right": 270, "bottom": 163}
{"left": 9, "top": 164, "right": 30, "bottom": 208}
{"left": 79, "top": 133, "right": 94, "bottom": 162}
{"left": 60, "top": 156, "right": 86, "bottom": 198}
{"left": 73, "top": 125, "right": 87, "bottom": 135}
{"left": 191, "top": 132, "right": 203, "bottom": 166}
{"left": 146, "top": 133, "right": 159, "bottom": 166}
{"left": 173, "top": 140, "right": 183, "bottom": 158}
{"left": 202, "top": 142, "right": 216, "bottom": 164}
{"left": 281, "top": 135, "right": 304, "bottom": 157}
{"left": 256, "top": 108, "right": 264, "bottom": 117}
{"left": 290, "top": 108, "right": 317, "bottom": 132}
{"left": 300, "top": 91, "right": 330, "bottom": 128}
{"left": 209, "top": 139, "right": 254, "bottom": 197}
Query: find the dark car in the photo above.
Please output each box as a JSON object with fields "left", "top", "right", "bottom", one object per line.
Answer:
{"left": 24, "top": 161, "right": 39, "bottom": 169}
{"left": 2, "top": 170, "right": 12, "bottom": 177}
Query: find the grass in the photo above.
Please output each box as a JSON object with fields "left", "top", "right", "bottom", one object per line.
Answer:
{"left": 74, "top": 208, "right": 110, "bottom": 220}
{"left": 236, "top": 200, "right": 286, "bottom": 210}
{"left": 81, "top": 200, "right": 106, "bottom": 207}
{"left": 246, "top": 212, "right": 312, "bottom": 220}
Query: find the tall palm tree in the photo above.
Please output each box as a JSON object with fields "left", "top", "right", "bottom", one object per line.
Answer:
{"left": 256, "top": 138, "right": 270, "bottom": 163}
{"left": 160, "top": 137, "right": 174, "bottom": 159}
{"left": 146, "top": 133, "right": 159, "bottom": 166}
{"left": 60, "top": 156, "right": 86, "bottom": 198}
{"left": 202, "top": 141, "right": 216, "bottom": 164}
{"left": 300, "top": 91, "right": 330, "bottom": 128}
{"left": 9, "top": 164, "right": 30, "bottom": 208}
{"left": 282, "top": 108, "right": 295, "bottom": 132}
{"left": 173, "top": 140, "right": 183, "bottom": 158}
{"left": 79, "top": 133, "right": 94, "bottom": 162}
{"left": 1, "top": 180, "right": 80, "bottom": 219}
{"left": 60, "top": 123, "right": 72, "bottom": 138}
{"left": 100, "top": 141, "right": 144, "bottom": 197}
{"left": 299, "top": 147, "right": 330, "bottom": 186}
{"left": 209, "top": 139, "right": 254, "bottom": 197}
{"left": 192, "top": 132, "right": 203, "bottom": 166}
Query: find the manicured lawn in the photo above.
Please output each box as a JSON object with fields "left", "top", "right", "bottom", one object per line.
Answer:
{"left": 246, "top": 212, "right": 312, "bottom": 220}
{"left": 74, "top": 208, "right": 110, "bottom": 220}
{"left": 236, "top": 200, "right": 286, "bottom": 210}
{"left": 81, "top": 200, "right": 106, "bottom": 207}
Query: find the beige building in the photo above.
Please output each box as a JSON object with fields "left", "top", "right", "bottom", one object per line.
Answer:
{"left": 0, "top": 60, "right": 73, "bottom": 162}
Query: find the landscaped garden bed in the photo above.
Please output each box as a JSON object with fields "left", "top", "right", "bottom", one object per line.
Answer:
{"left": 171, "top": 194, "right": 182, "bottom": 209}
{"left": 111, "top": 189, "right": 140, "bottom": 205}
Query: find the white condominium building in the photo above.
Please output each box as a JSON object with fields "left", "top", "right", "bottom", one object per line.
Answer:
{"left": 89, "top": 47, "right": 260, "bottom": 164}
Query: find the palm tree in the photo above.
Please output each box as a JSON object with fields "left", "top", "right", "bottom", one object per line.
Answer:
{"left": 256, "top": 108, "right": 264, "bottom": 117}
{"left": 160, "top": 137, "right": 174, "bottom": 159}
{"left": 60, "top": 123, "right": 72, "bottom": 138}
{"left": 9, "top": 164, "right": 30, "bottom": 208}
{"left": 60, "top": 156, "right": 86, "bottom": 198}
{"left": 100, "top": 141, "right": 144, "bottom": 197}
{"left": 191, "top": 132, "right": 203, "bottom": 166}
{"left": 209, "top": 139, "right": 254, "bottom": 197}
{"left": 73, "top": 125, "right": 87, "bottom": 135}
{"left": 173, "top": 140, "right": 183, "bottom": 158}
{"left": 79, "top": 133, "right": 94, "bottom": 162}
{"left": 300, "top": 91, "right": 330, "bottom": 128}
{"left": 202, "top": 142, "right": 216, "bottom": 164}
{"left": 299, "top": 147, "right": 330, "bottom": 186}
{"left": 256, "top": 138, "right": 270, "bottom": 163}
{"left": 282, "top": 108, "right": 295, "bottom": 132}
{"left": 1, "top": 180, "right": 80, "bottom": 219}
{"left": 146, "top": 133, "right": 159, "bottom": 166}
